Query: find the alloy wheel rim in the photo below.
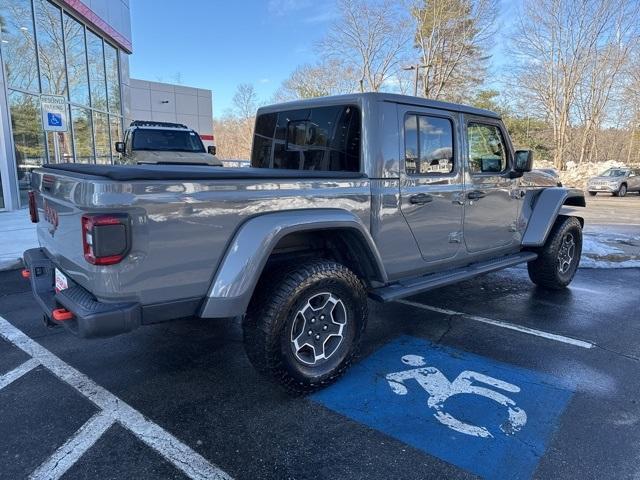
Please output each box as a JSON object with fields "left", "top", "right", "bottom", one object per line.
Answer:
{"left": 290, "top": 292, "right": 347, "bottom": 366}
{"left": 558, "top": 233, "right": 576, "bottom": 274}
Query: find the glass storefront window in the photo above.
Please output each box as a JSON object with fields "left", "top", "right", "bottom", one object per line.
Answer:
{"left": 93, "top": 112, "right": 110, "bottom": 164}
{"left": 8, "top": 89, "right": 47, "bottom": 206}
{"left": 0, "top": 0, "right": 39, "bottom": 92}
{"left": 1, "top": 2, "right": 126, "bottom": 208}
{"left": 64, "top": 13, "right": 90, "bottom": 106}
{"left": 71, "top": 106, "right": 94, "bottom": 163}
{"left": 34, "top": 0, "right": 68, "bottom": 97}
{"left": 104, "top": 42, "right": 120, "bottom": 113}
{"left": 109, "top": 114, "right": 122, "bottom": 157}
{"left": 86, "top": 30, "right": 107, "bottom": 111}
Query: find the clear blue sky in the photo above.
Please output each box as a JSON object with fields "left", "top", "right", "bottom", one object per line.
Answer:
{"left": 129, "top": 0, "right": 337, "bottom": 117}
{"left": 129, "top": 0, "right": 513, "bottom": 118}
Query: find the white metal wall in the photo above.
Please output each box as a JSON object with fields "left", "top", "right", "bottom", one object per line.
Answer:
{"left": 129, "top": 79, "right": 214, "bottom": 146}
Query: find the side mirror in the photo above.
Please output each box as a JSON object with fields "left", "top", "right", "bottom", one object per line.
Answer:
{"left": 514, "top": 150, "right": 533, "bottom": 172}
{"left": 115, "top": 142, "right": 125, "bottom": 154}
{"left": 480, "top": 157, "right": 502, "bottom": 173}
{"left": 207, "top": 145, "right": 217, "bottom": 156}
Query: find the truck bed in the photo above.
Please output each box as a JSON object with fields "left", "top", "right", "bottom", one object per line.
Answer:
{"left": 43, "top": 163, "right": 367, "bottom": 181}
{"left": 31, "top": 163, "right": 372, "bottom": 310}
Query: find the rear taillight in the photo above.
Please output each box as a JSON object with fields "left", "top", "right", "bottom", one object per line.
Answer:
{"left": 81, "top": 214, "right": 130, "bottom": 265}
{"left": 28, "top": 191, "right": 39, "bottom": 223}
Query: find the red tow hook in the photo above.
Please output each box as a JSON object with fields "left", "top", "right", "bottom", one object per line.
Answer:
{"left": 52, "top": 308, "right": 74, "bottom": 322}
{"left": 21, "top": 269, "right": 31, "bottom": 279}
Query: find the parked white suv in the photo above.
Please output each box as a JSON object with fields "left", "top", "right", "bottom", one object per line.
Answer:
{"left": 115, "top": 121, "right": 222, "bottom": 166}
{"left": 587, "top": 168, "right": 640, "bottom": 197}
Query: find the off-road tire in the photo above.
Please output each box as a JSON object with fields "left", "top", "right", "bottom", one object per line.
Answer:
{"left": 527, "top": 216, "right": 582, "bottom": 290}
{"left": 615, "top": 184, "right": 627, "bottom": 197}
{"left": 588, "top": 191, "right": 597, "bottom": 197}
{"left": 243, "top": 260, "right": 367, "bottom": 395}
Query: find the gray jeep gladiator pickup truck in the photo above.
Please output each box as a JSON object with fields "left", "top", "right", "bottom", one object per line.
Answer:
{"left": 23, "top": 93, "right": 586, "bottom": 393}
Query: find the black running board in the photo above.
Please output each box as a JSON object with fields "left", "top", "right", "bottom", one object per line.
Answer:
{"left": 369, "top": 252, "right": 538, "bottom": 303}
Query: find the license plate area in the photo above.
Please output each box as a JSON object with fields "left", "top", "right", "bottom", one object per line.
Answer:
{"left": 55, "top": 268, "right": 68, "bottom": 292}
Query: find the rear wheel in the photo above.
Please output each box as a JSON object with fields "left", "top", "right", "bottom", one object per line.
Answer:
{"left": 243, "top": 260, "right": 367, "bottom": 394}
{"left": 588, "top": 191, "right": 597, "bottom": 197}
{"left": 527, "top": 216, "right": 582, "bottom": 289}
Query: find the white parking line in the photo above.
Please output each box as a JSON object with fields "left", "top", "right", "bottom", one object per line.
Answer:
{"left": 29, "top": 412, "right": 115, "bottom": 480}
{"left": 397, "top": 300, "right": 595, "bottom": 349}
{"left": 0, "top": 316, "right": 233, "bottom": 480}
{"left": 0, "top": 358, "right": 40, "bottom": 390}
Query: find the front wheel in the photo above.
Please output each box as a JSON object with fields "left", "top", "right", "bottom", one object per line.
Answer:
{"left": 615, "top": 184, "right": 627, "bottom": 197}
{"left": 527, "top": 216, "right": 582, "bottom": 289}
{"left": 243, "top": 260, "right": 367, "bottom": 394}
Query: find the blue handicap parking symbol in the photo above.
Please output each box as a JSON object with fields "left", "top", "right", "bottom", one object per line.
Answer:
{"left": 312, "top": 336, "right": 575, "bottom": 480}
{"left": 47, "top": 112, "right": 62, "bottom": 127}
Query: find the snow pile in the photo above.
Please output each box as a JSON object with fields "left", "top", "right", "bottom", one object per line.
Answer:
{"left": 580, "top": 232, "right": 640, "bottom": 268}
{"left": 534, "top": 159, "right": 629, "bottom": 190}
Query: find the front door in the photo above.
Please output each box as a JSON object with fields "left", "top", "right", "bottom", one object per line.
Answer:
{"left": 629, "top": 169, "right": 640, "bottom": 191}
{"left": 399, "top": 107, "right": 465, "bottom": 263}
{"left": 462, "top": 117, "right": 520, "bottom": 254}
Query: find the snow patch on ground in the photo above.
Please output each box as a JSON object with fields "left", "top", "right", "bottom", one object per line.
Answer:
{"left": 0, "top": 210, "right": 37, "bottom": 271}
{"left": 580, "top": 232, "right": 640, "bottom": 268}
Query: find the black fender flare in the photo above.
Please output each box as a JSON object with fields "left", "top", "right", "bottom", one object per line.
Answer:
{"left": 521, "top": 188, "right": 585, "bottom": 247}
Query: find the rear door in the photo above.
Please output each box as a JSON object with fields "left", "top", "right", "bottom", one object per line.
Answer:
{"left": 462, "top": 116, "right": 520, "bottom": 254}
{"left": 629, "top": 169, "right": 640, "bottom": 191}
{"left": 398, "top": 106, "right": 465, "bottom": 263}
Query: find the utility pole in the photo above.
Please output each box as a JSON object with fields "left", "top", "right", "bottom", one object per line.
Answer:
{"left": 402, "top": 64, "right": 429, "bottom": 97}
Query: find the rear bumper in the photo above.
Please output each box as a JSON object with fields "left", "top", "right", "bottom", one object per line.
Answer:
{"left": 23, "top": 248, "right": 141, "bottom": 338}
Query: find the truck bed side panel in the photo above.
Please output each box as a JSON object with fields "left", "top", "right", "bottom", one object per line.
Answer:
{"left": 32, "top": 170, "right": 371, "bottom": 307}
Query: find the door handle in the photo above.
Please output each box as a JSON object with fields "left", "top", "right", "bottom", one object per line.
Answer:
{"left": 467, "top": 190, "right": 486, "bottom": 200}
{"left": 409, "top": 193, "right": 433, "bottom": 205}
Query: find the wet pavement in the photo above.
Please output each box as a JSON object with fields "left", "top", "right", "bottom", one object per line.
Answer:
{"left": 1, "top": 264, "right": 639, "bottom": 480}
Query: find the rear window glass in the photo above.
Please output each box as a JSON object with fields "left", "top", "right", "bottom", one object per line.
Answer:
{"left": 251, "top": 105, "right": 361, "bottom": 172}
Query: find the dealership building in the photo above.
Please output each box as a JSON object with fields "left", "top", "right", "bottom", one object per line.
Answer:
{"left": 0, "top": 0, "right": 214, "bottom": 211}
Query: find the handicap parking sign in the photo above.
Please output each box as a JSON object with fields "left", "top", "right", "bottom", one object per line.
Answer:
{"left": 40, "top": 94, "right": 67, "bottom": 132}
{"left": 47, "top": 112, "right": 62, "bottom": 127}
{"left": 312, "top": 336, "right": 575, "bottom": 480}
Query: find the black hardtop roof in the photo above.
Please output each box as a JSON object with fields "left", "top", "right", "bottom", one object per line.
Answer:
{"left": 256, "top": 92, "right": 500, "bottom": 119}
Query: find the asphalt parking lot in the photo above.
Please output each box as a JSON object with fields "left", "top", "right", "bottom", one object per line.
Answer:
{"left": 580, "top": 194, "right": 640, "bottom": 228}
{"left": 1, "top": 255, "right": 639, "bottom": 479}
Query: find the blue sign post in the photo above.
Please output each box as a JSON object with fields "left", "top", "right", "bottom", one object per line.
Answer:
{"left": 312, "top": 336, "right": 575, "bottom": 479}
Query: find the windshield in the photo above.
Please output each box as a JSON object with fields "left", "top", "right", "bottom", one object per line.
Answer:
{"left": 132, "top": 129, "right": 205, "bottom": 153}
{"left": 600, "top": 169, "right": 628, "bottom": 177}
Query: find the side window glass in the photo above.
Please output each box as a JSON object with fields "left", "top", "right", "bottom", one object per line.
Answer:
{"left": 467, "top": 123, "right": 507, "bottom": 174}
{"left": 125, "top": 131, "right": 132, "bottom": 155}
{"left": 404, "top": 115, "right": 418, "bottom": 174}
{"left": 404, "top": 114, "right": 454, "bottom": 175}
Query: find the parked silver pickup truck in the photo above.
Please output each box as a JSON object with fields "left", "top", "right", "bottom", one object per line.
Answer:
{"left": 23, "top": 93, "right": 586, "bottom": 393}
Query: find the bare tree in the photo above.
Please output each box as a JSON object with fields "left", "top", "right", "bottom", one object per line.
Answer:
{"left": 624, "top": 50, "right": 640, "bottom": 164}
{"left": 408, "top": 0, "right": 497, "bottom": 101}
{"left": 574, "top": 1, "right": 640, "bottom": 164}
{"left": 510, "top": 0, "right": 639, "bottom": 169}
{"left": 320, "top": 0, "right": 410, "bottom": 92}
{"left": 232, "top": 84, "right": 258, "bottom": 120}
{"left": 214, "top": 84, "right": 259, "bottom": 160}
{"left": 275, "top": 59, "right": 359, "bottom": 101}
